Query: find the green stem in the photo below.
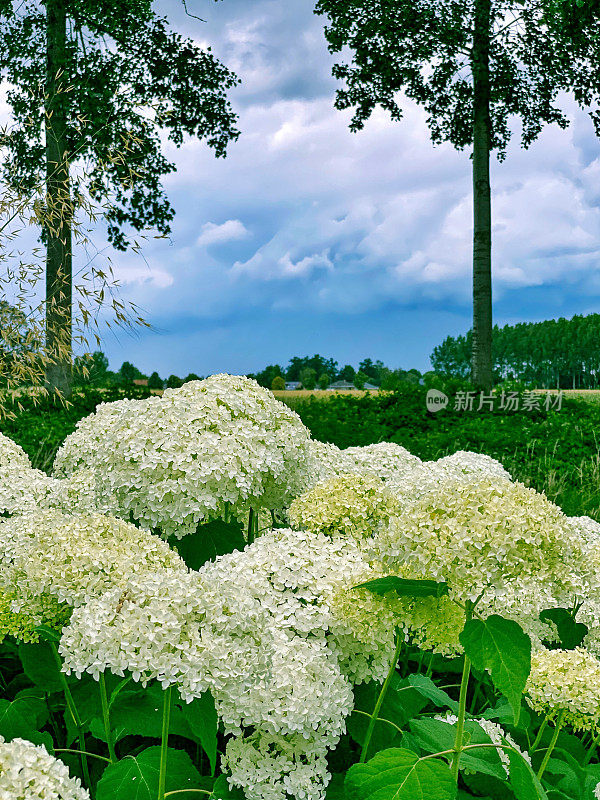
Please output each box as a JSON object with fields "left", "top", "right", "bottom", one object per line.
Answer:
{"left": 55, "top": 748, "right": 111, "bottom": 763}
{"left": 99, "top": 673, "right": 117, "bottom": 764}
{"left": 537, "top": 711, "right": 565, "bottom": 780}
{"left": 50, "top": 643, "right": 91, "bottom": 790}
{"left": 158, "top": 686, "right": 173, "bottom": 800}
{"left": 451, "top": 602, "right": 473, "bottom": 783}
{"left": 469, "top": 677, "right": 482, "bottom": 715}
{"left": 360, "top": 631, "right": 403, "bottom": 763}
{"left": 529, "top": 716, "right": 549, "bottom": 754}
{"left": 247, "top": 508, "right": 255, "bottom": 544}
{"left": 584, "top": 729, "right": 600, "bottom": 766}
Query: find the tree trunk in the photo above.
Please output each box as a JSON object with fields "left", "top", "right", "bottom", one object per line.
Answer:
{"left": 470, "top": 0, "right": 493, "bottom": 390}
{"left": 45, "top": 0, "right": 72, "bottom": 395}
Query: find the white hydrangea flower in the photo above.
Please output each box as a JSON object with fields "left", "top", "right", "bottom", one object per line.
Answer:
{"left": 376, "top": 477, "right": 584, "bottom": 606}
{"left": 431, "top": 451, "right": 511, "bottom": 482}
{"left": 222, "top": 732, "right": 330, "bottom": 800}
{"left": 0, "top": 431, "right": 31, "bottom": 471}
{"left": 0, "top": 736, "right": 90, "bottom": 800}
{"left": 305, "top": 441, "right": 358, "bottom": 484}
{"left": 60, "top": 526, "right": 412, "bottom": 800}
{"left": 288, "top": 472, "right": 401, "bottom": 541}
{"left": 54, "top": 375, "right": 314, "bottom": 537}
{"left": 342, "top": 443, "right": 423, "bottom": 482}
{"left": 594, "top": 782, "right": 600, "bottom": 800}
{"left": 526, "top": 647, "right": 600, "bottom": 731}
{"left": 0, "top": 511, "right": 185, "bottom": 610}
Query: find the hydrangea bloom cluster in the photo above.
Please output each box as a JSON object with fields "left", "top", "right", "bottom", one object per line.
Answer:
{"left": 526, "top": 647, "right": 600, "bottom": 731}
{"left": 59, "top": 527, "right": 408, "bottom": 800}
{"left": 0, "top": 736, "right": 90, "bottom": 800}
{"left": 385, "top": 450, "right": 511, "bottom": 503}
{"left": 0, "top": 432, "right": 60, "bottom": 517}
{"left": 223, "top": 732, "right": 331, "bottom": 800}
{"left": 376, "top": 477, "right": 584, "bottom": 606}
{"left": 0, "top": 511, "right": 185, "bottom": 642}
{"left": 54, "top": 375, "right": 314, "bottom": 537}
{"left": 342, "top": 443, "right": 423, "bottom": 482}
{"left": 288, "top": 473, "right": 401, "bottom": 540}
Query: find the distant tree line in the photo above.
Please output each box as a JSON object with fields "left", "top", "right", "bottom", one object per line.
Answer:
{"left": 431, "top": 314, "right": 600, "bottom": 389}
{"left": 249, "top": 355, "right": 425, "bottom": 391}
{"left": 64, "top": 350, "right": 427, "bottom": 392}
{"left": 72, "top": 352, "right": 202, "bottom": 391}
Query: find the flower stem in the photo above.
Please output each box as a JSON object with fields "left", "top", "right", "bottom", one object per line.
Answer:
{"left": 451, "top": 601, "right": 473, "bottom": 783}
{"left": 360, "top": 631, "right": 403, "bottom": 763}
{"left": 584, "top": 728, "right": 600, "bottom": 766}
{"left": 99, "top": 673, "right": 117, "bottom": 764}
{"left": 158, "top": 686, "right": 173, "bottom": 800}
{"left": 529, "top": 716, "right": 549, "bottom": 754}
{"left": 50, "top": 643, "right": 91, "bottom": 790}
{"left": 247, "top": 508, "right": 255, "bottom": 544}
{"left": 537, "top": 710, "right": 565, "bottom": 780}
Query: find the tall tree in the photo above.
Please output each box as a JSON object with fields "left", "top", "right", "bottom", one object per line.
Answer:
{"left": 314, "top": 0, "right": 599, "bottom": 388}
{"left": 0, "top": 0, "right": 239, "bottom": 394}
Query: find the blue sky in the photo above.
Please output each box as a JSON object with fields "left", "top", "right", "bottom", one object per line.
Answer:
{"left": 97, "top": 0, "right": 600, "bottom": 377}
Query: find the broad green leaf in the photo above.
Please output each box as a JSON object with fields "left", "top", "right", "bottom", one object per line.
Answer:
{"left": 179, "top": 691, "right": 218, "bottom": 774}
{"left": 34, "top": 624, "right": 62, "bottom": 643}
{"left": 18, "top": 641, "right": 63, "bottom": 693}
{"left": 96, "top": 746, "right": 201, "bottom": 800}
{"left": 407, "top": 675, "right": 459, "bottom": 713}
{"left": 90, "top": 684, "right": 193, "bottom": 744}
{"left": 539, "top": 608, "right": 588, "bottom": 650}
{"left": 481, "top": 698, "right": 530, "bottom": 730}
{"left": 346, "top": 711, "right": 403, "bottom": 760}
{"left": 345, "top": 747, "right": 457, "bottom": 800}
{"left": 0, "top": 695, "right": 48, "bottom": 740}
{"left": 409, "top": 718, "right": 505, "bottom": 780}
{"left": 460, "top": 616, "right": 531, "bottom": 725}
{"left": 325, "top": 774, "right": 345, "bottom": 800}
{"left": 172, "top": 519, "right": 246, "bottom": 569}
{"left": 508, "top": 748, "right": 547, "bottom": 800}
{"left": 355, "top": 577, "right": 449, "bottom": 599}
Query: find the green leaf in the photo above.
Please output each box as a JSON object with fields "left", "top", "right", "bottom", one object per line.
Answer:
{"left": 508, "top": 748, "right": 548, "bottom": 800}
{"left": 172, "top": 519, "right": 246, "bottom": 569}
{"left": 539, "top": 608, "right": 588, "bottom": 650}
{"left": 34, "top": 624, "right": 62, "bottom": 643}
{"left": 460, "top": 616, "right": 531, "bottom": 725}
{"left": 90, "top": 684, "right": 191, "bottom": 744}
{"left": 407, "top": 675, "right": 459, "bottom": 713}
{"left": 0, "top": 695, "right": 48, "bottom": 740}
{"left": 348, "top": 676, "right": 427, "bottom": 757}
{"left": 409, "top": 718, "right": 506, "bottom": 780}
{"left": 96, "top": 746, "right": 202, "bottom": 800}
{"left": 481, "top": 698, "right": 530, "bottom": 730}
{"left": 355, "top": 577, "right": 449, "bottom": 598}
{"left": 345, "top": 747, "right": 457, "bottom": 800}
{"left": 179, "top": 691, "right": 218, "bottom": 774}
{"left": 18, "top": 641, "right": 63, "bottom": 693}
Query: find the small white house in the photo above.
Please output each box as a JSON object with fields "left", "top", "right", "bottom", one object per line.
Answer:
{"left": 285, "top": 381, "right": 302, "bottom": 390}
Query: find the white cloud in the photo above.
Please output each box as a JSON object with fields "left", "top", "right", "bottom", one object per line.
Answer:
{"left": 196, "top": 219, "right": 250, "bottom": 247}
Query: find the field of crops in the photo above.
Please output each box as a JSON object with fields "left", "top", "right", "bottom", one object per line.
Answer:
{"left": 2, "top": 375, "right": 600, "bottom": 800}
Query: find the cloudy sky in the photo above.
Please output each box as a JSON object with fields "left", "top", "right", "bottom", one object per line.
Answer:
{"left": 98, "top": 0, "right": 600, "bottom": 377}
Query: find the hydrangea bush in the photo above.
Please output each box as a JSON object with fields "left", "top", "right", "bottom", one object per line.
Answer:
{"left": 1, "top": 375, "right": 600, "bottom": 800}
